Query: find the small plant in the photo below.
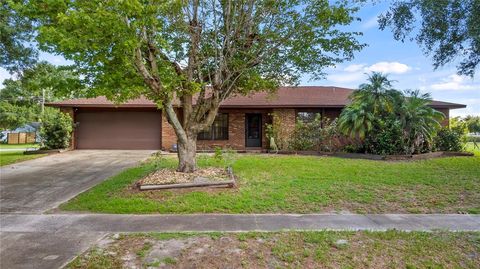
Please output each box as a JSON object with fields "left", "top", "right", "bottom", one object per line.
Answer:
{"left": 136, "top": 242, "right": 152, "bottom": 258}
{"left": 214, "top": 146, "right": 223, "bottom": 160}
{"left": 212, "top": 146, "right": 238, "bottom": 168}
{"left": 161, "top": 257, "right": 176, "bottom": 265}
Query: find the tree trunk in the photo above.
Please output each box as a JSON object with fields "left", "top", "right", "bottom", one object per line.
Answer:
{"left": 177, "top": 134, "right": 197, "bottom": 173}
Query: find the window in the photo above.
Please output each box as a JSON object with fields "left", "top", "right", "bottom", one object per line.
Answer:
{"left": 198, "top": 113, "right": 229, "bottom": 140}
{"left": 296, "top": 110, "right": 321, "bottom": 123}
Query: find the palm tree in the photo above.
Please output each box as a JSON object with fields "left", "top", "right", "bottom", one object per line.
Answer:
{"left": 339, "top": 72, "right": 398, "bottom": 139}
{"left": 351, "top": 72, "right": 400, "bottom": 114}
{"left": 398, "top": 90, "right": 445, "bottom": 154}
{"left": 338, "top": 102, "right": 375, "bottom": 139}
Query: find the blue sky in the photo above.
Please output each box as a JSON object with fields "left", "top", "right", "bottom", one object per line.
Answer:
{"left": 0, "top": 1, "right": 478, "bottom": 117}
{"left": 301, "top": 1, "right": 479, "bottom": 117}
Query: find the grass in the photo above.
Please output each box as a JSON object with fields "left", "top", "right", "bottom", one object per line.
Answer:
{"left": 466, "top": 142, "right": 480, "bottom": 156}
{"left": 0, "top": 143, "right": 39, "bottom": 149}
{"left": 61, "top": 153, "right": 480, "bottom": 214}
{"left": 0, "top": 150, "right": 46, "bottom": 166}
{"left": 67, "top": 231, "right": 480, "bottom": 269}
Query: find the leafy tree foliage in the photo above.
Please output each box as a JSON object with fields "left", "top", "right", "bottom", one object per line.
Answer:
{"left": 0, "top": 1, "right": 37, "bottom": 72}
{"left": 0, "top": 101, "right": 36, "bottom": 130}
{"left": 464, "top": 115, "right": 480, "bottom": 133}
{"left": 21, "top": 0, "right": 365, "bottom": 172}
{"left": 379, "top": 0, "right": 480, "bottom": 77}
{"left": 0, "top": 62, "right": 83, "bottom": 130}
{"left": 339, "top": 72, "right": 444, "bottom": 155}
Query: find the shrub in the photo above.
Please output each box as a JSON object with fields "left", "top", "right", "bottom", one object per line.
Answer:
{"left": 434, "top": 126, "right": 465, "bottom": 152}
{"left": 40, "top": 108, "right": 73, "bottom": 149}
{"left": 288, "top": 116, "right": 344, "bottom": 152}
{"left": 363, "top": 119, "right": 404, "bottom": 155}
{"left": 289, "top": 116, "right": 322, "bottom": 151}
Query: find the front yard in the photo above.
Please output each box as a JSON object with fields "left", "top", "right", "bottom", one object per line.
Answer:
{"left": 61, "top": 154, "right": 480, "bottom": 214}
{"left": 0, "top": 150, "right": 46, "bottom": 166}
{"left": 68, "top": 231, "right": 480, "bottom": 269}
{"left": 0, "top": 143, "right": 44, "bottom": 166}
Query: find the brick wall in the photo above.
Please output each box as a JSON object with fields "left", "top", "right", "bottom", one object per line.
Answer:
{"left": 161, "top": 113, "right": 178, "bottom": 151}
{"left": 271, "top": 109, "right": 296, "bottom": 150}
{"left": 435, "top": 108, "right": 450, "bottom": 127}
{"left": 159, "top": 106, "right": 453, "bottom": 151}
{"left": 196, "top": 109, "right": 270, "bottom": 150}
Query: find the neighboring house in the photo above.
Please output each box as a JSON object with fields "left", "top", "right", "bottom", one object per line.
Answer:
{"left": 1, "top": 123, "right": 41, "bottom": 143}
{"left": 47, "top": 86, "right": 466, "bottom": 151}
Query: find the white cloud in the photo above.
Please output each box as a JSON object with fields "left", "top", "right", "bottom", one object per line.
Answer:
{"left": 344, "top": 64, "right": 365, "bottom": 72}
{"left": 328, "top": 72, "right": 365, "bottom": 84}
{"left": 365, "top": 62, "right": 411, "bottom": 74}
{"left": 328, "top": 61, "right": 411, "bottom": 86}
{"left": 342, "top": 62, "right": 411, "bottom": 75}
{"left": 430, "top": 74, "right": 476, "bottom": 91}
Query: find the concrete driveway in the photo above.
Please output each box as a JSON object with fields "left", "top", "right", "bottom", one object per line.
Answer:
{"left": 0, "top": 150, "right": 154, "bottom": 213}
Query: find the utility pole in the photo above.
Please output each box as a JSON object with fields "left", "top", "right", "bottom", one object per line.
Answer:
{"left": 41, "top": 88, "right": 45, "bottom": 114}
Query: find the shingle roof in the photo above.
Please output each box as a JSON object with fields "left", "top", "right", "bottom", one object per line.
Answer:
{"left": 47, "top": 86, "right": 466, "bottom": 109}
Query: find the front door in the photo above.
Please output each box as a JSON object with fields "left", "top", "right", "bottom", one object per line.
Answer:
{"left": 245, "top": 113, "right": 262, "bottom": 147}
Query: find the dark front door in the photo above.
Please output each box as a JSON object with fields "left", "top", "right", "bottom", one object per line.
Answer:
{"left": 245, "top": 113, "right": 262, "bottom": 147}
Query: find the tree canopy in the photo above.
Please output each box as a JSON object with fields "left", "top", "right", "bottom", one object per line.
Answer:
{"left": 20, "top": 0, "right": 365, "bottom": 171}
{"left": 0, "top": 1, "right": 37, "bottom": 72}
{"left": 0, "top": 62, "right": 83, "bottom": 130}
{"left": 379, "top": 0, "right": 480, "bottom": 77}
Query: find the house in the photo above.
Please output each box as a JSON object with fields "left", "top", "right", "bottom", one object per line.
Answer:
{"left": 47, "top": 86, "right": 466, "bottom": 151}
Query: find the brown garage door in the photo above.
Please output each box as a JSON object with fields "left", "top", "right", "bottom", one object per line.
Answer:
{"left": 76, "top": 110, "right": 161, "bottom": 149}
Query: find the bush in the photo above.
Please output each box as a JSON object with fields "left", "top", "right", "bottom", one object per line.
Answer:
{"left": 434, "top": 126, "right": 465, "bottom": 152}
{"left": 288, "top": 117, "right": 344, "bottom": 152}
{"left": 40, "top": 108, "right": 73, "bottom": 149}
{"left": 363, "top": 119, "right": 404, "bottom": 155}
{"left": 289, "top": 116, "right": 322, "bottom": 150}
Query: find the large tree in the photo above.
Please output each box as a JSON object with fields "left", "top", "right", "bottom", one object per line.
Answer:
{"left": 0, "top": 1, "right": 37, "bottom": 72}
{"left": 0, "top": 62, "right": 83, "bottom": 130}
{"left": 379, "top": 0, "right": 480, "bottom": 77}
{"left": 22, "top": 0, "right": 364, "bottom": 172}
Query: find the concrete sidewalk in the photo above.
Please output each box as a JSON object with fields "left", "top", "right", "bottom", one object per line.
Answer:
{"left": 1, "top": 213, "right": 479, "bottom": 269}
{"left": 2, "top": 213, "right": 480, "bottom": 233}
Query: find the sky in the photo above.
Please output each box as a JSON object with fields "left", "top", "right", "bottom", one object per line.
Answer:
{"left": 0, "top": 1, "right": 478, "bottom": 117}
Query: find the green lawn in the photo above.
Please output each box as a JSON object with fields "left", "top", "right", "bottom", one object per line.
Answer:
{"left": 0, "top": 150, "right": 46, "bottom": 166}
{"left": 68, "top": 231, "right": 480, "bottom": 269}
{"left": 466, "top": 142, "right": 480, "bottom": 156}
{"left": 61, "top": 154, "right": 480, "bottom": 214}
{"left": 0, "top": 143, "right": 39, "bottom": 149}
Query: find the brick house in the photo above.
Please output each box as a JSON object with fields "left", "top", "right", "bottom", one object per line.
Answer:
{"left": 48, "top": 86, "right": 466, "bottom": 151}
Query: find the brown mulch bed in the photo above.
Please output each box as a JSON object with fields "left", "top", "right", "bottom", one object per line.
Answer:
{"left": 139, "top": 167, "right": 229, "bottom": 185}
